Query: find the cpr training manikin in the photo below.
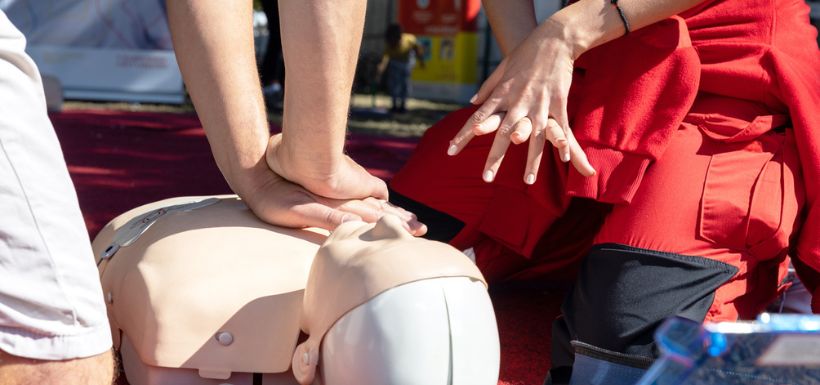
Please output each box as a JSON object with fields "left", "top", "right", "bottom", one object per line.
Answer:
{"left": 93, "top": 195, "right": 500, "bottom": 385}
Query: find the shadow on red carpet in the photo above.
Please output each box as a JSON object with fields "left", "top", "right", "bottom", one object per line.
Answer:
{"left": 51, "top": 110, "right": 561, "bottom": 385}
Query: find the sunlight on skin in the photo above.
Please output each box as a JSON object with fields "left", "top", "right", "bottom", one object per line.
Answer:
{"left": 0, "top": 349, "right": 115, "bottom": 385}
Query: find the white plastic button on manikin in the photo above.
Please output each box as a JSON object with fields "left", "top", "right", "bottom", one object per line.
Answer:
{"left": 216, "top": 331, "right": 234, "bottom": 346}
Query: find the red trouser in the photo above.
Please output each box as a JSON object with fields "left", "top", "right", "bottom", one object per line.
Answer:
{"left": 391, "top": 105, "right": 803, "bottom": 322}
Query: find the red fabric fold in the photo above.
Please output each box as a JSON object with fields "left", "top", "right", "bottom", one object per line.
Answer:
{"left": 566, "top": 16, "right": 700, "bottom": 203}
{"left": 565, "top": 147, "right": 650, "bottom": 204}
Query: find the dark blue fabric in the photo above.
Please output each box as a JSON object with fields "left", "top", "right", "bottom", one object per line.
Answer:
{"left": 385, "top": 59, "right": 412, "bottom": 110}
{"left": 570, "top": 354, "right": 647, "bottom": 385}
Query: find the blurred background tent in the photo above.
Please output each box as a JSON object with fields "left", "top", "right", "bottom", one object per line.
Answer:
{"left": 0, "top": 0, "right": 184, "bottom": 103}
{"left": 2, "top": 0, "right": 818, "bottom": 105}
{"left": 0, "top": 0, "right": 568, "bottom": 105}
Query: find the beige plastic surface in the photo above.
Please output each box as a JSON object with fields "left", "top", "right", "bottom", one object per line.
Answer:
{"left": 120, "top": 335, "right": 300, "bottom": 385}
{"left": 93, "top": 196, "right": 327, "bottom": 378}
{"left": 291, "top": 215, "right": 487, "bottom": 384}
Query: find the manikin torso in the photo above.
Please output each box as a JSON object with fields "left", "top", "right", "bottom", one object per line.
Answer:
{"left": 93, "top": 196, "right": 500, "bottom": 385}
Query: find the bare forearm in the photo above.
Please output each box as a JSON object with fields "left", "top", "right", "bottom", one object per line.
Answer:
{"left": 278, "top": 0, "right": 367, "bottom": 173}
{"left": 482, "top": 0, "right": 538, "bottom": 55}
{"left": 550, "top": 0, "right": 706, "bottom": 59}
{"left": 166, "top": 0, "right": 269, "bottom": 196}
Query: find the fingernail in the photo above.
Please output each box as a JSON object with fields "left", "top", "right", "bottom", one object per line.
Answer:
{"left": 447, "top": 144, "right": 458, "bottom": 156}
{"left": 469, "top": 94, "right": 477, "bottom": 104}
{"left": 418, "top": 224, "right": 429, "bottom": 236}
{"left": 483, "top": 169, "right": 494, "bottom": 183}
{"left": 302, "top": 352, "right": 310, "bottom": 365}
{"left": 525, "top": 173, "right": 536, "bottom": 185}
{"left": 561, "top": 151, "right": 570, "bottom": 162}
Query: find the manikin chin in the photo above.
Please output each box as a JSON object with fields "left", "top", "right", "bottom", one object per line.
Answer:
{"left": 93, "top": 195, "right": 500, "bottom": 385}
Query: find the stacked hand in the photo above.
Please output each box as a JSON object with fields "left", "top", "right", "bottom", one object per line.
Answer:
{"left": 447, "top": 19, "right": 595, "bottom": 184}
{"left": 246, "top": 133, "right": 426, "bottom": 235}
{"left": 265, "top": 134, "right": 389, "bottom": 201}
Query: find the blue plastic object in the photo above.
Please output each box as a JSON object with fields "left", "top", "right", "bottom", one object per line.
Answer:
{"left": 637, "top": 314, "right": 820, "bottom": 385}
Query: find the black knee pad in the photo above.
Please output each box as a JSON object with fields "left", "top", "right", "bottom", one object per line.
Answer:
{"left": 549, "top": 244, "right": 738, "bottom": 384}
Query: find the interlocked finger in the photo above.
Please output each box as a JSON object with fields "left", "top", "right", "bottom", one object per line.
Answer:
{"left": 524, "top": 122, "right": 549, "bottom": 185}
{"left": 448, "top": 112, "right": 504, "bottom": 156}
{"left": 334, "top": 198, "right": 427, "bottom": 235}
{"left": 496, "top": 110, "right": 527, "bottom": 140}
{"left": 545, "top": 118, "right": 569, "bottom": 162}
{"left": 337, "top": 199, "right": 386, "bottom": 223}
{"left": 510, "top": 117, "right": 533, "bottom": 145}
{"left": 471, "top": 113, "right": 505, "bottom": 136}
{"left": 566, "top": 129, "right": 596, "bottom": 176}
{"left": 551, "top": 100, "right": 573, "bottom": 162}
{"left": 482, "top": 121, "right": 515, "bottom": 183}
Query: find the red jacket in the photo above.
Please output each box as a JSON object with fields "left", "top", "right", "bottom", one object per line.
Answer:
{"left": 566, "top": 0, "right": 820, "bottom": 311}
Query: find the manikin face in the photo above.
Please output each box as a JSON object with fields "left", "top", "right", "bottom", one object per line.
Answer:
{"left": 299, "top": 215, "right": 501, "bottom": 385}
{"left": 317, "top": 215, "right": 458, "bottom": 268}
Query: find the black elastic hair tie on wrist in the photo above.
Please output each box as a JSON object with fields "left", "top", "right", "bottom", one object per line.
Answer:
{"left": 610, "top": 0, "right": 631, "bottom": 35}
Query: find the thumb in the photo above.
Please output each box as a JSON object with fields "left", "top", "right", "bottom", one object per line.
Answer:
{"left": 366, "top": 175, "right": 389, "bottom": 200}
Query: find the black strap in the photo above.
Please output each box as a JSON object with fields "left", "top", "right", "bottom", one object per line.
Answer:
{"left": 610, "top": 0, "right": 631, "bottom": 35}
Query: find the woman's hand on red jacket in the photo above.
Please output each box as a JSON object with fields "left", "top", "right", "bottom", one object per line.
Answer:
{"left": 446, "top": 18, "right": 595, "bottom": 185}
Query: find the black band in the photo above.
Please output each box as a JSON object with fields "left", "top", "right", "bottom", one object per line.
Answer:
{"left": 610, "top": 0, "right": 631, "bottom": 35}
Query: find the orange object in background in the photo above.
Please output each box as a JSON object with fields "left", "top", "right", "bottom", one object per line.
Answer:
{"left": 398, "top": 0, "right": 482, "bottom": 102}
{"left": 399, "top": 0, "right": 480, "bottom": 35}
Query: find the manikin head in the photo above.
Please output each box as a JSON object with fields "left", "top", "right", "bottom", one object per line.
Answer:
{"left": 293, "top": 214, "right": 500, "bottom": 385}
{"left": 94, "top": 196, "right": 499, "bottom": 385}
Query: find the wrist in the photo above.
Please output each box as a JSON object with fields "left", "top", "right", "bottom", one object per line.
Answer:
{"left": 545, "top": 10, "right": 593, "bottom": 60}
{"left": 223, "top": 157, "right": 273, "bottom": 203}
{"left": 547, "top": 0, "right": 631, "bottom": 60}
{"left": 211, "top": 131, "right": 269, "bottom": 200}
{"left": 269, "top": 133, "right": 345, "bottom": 181}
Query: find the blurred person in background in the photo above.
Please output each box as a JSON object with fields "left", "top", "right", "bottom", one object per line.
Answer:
{"left": 378, "top": 23, "right": 425, "bottom": 113}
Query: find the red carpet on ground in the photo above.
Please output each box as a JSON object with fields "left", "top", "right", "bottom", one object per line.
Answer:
{"left": 51, "top": 110, "right": 562, "bottom": 385}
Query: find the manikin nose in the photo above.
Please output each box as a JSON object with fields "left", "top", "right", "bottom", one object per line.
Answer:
{"left": 369, "top": 214, "right": 414, "bottom": 240}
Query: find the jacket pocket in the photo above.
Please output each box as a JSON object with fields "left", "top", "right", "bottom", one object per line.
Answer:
{"left": 698, "top": 130, "right": 802, "bottom": 258}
